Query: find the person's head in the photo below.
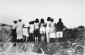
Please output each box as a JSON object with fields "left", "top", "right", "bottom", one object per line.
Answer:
{"left": 29, "top": 21, "right": 34, "bottom": 24}
{"left": 29, "top": 21, "right": 31, "bottom": 24}
{"left": 47, "top": 17, "right": 51, "bottom": 21}
{"left": 32, "top": 21, "right": 35, "bottom": 24}
{"left": 59, "top": 18, "right": 62, "bottom": 22}
{"left": 40, "top": 18, "right": 44, "bottom": 23}
{"left": 51, "top": 18, "right": 54, "bottom": 22}
{"left": 18, "top": 19, "right": 22, "bottom": 22}
{"left": 35, "top": 18, "right": 39, "bottom": 23}
{"left": 13, "top": 20, "right": 17, "bottom": 24}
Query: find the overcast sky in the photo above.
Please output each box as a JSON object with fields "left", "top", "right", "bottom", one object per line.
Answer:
{"left": 0, "top": 0, "right": 85, "bottom": 28}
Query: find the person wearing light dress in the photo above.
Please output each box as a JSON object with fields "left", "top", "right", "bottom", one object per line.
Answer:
{"left": 46, "top": 17, "right": 51, "bottom": 43}
{"left": 23, "top": 24, "right": 29, "bottom": 42}
{"left": 49, "top": 18, "right": 56, "bottom": 38}
{"left": 16, "top": 19, "right": 24, "bottom": 41}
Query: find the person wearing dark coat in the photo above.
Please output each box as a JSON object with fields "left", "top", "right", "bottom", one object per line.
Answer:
{"left": 55, "top": 18, "right": 65, "bottom": 38}
{"left": 12, "top": 20, "right": 17, "bottom": 42}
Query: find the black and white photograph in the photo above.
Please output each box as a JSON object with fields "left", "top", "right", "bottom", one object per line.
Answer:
{"left": 0, "top": 0, "right": 85, "bottom": 55}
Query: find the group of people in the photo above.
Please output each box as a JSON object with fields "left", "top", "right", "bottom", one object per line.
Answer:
{"left": 12, "top": 17, "right": 66, "bottom": 43}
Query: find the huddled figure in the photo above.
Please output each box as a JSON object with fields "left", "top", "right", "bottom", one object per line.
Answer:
{"left": 12, "top": 17, "right": 66, "bottom": 43}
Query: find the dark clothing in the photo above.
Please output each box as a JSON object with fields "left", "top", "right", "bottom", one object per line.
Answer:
{"left": 12, "top": 29, "right": 17, "bottom": 42}
{"left": 34, "top": 28, "right": 40, "bottom": 37}
{"left": 29, "top": 33, "right": 34, "bottom": 42}
{"left": 56, "top": 22, "right": 64, "bottom": 31}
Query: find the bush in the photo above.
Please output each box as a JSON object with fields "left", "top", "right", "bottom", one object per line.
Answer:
{"left": 0, "top": 26, "right": 12, "bottom": 42}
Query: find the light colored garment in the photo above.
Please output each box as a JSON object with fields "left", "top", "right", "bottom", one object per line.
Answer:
{"left": 40, "top": 27, "right": 45, "bottom": 34}
{"left": 23, "top": 28, "right": 29, "bottom": 37}
{"left": 16, "top": 22, "right": 23, "bottom": 39}
{"left": 50, "top": 28, "right": 55, "bottom": 33}
{"left": 34, "top": 23, "right": 39, "bottom": 29}
{"left": 46, "top": 21, "right": 51, "bottom": 33}
{"left": 29, "top": 24, "right": 34, "bottom": 33}
{"left": 56, "top": 31, "right": 63, "bottom": 38}
{"left": 50, "top": 22, "right": 55, "bottom": 33}
{"left": 49, "top": 28, "right": 56, "bottom": 38}
{"left": 46, "top": 22, "right": 51, "bottom": 43}
{"left": 49, "top": 32, "right": 56, "bottom": 38}
{"left": 23, "top": 24, "right": 29, "bottom": 37}
{"left": 12, "top": 24, "right": 17, "bottom": 29}
{"left": 50, "top": 22, "right": 55, "bottom": 28}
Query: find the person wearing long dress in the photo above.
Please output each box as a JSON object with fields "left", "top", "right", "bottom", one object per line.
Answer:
{"left": 46, "top": 17, "right": 51, "bottom": 43}
{"left": 49, "top": 18, "right": 56, "bottom": 38}
{"left": 16, "top": 19, "right": 24, "bottom": 42}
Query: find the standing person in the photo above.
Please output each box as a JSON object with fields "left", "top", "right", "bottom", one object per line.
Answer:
{"left": 34, "top": 18, "right": 40, "bottom": 42}
{"left": 16, "top": 19, "right": 24, "bottom": 42}
{"left": 39, "top": 18, "right": 46, "bottom": 42}
{"left": 46, "top": 17, "right": 51, "bottom": 43}
{"left": 12, "top": 20, "right": 17, "bottom": 42}
{"left": 55, "top": 18, "right": 65, "bottom": 38}
{"left": 29, "top": 21, "right": 35, "bottom": 42}
{"left": 23, "top": 24, "right": 29, "bottom": 42}
{"left": 49, "top": 18, "right": 56, "bottom": 38}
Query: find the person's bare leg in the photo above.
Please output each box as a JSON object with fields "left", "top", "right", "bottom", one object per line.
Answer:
{"left": 35, "top": 37, "right": 36, "bottom": 42}
{"left": 42, "top": 36, "right": 45, "bottom": 42}
{"left": 26, "top": 37, "right": 28, "bottom": 42}
{"left": 37, "top": 37, "right": 38, "bottom": 42}
{"left": 41, "top": 36, "right": 43, "bottom": 42}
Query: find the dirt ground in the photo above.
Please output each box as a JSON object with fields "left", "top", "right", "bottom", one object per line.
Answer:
{"left": 0, "top": 42, "right": 47, "bottom": 55}
{"left": 0, "top": 42, "right": 85, "bottom": 55}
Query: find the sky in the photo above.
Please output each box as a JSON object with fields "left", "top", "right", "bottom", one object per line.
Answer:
{"left": 0, "top": 0, "right": 85, "bottom": 28}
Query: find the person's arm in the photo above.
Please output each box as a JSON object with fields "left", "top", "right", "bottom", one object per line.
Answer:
{"left": 44, "top": 23, "right": 46, "bottom": 27}
{"left": 39, "top": 23, "right": 41, "bottom": 28}
{"left": 62, "top": 22, "right": 67, "bottom": 31}
{"left": 63, "top": 25, "right": 67, "bottom": 31}
{"left": 45, "top": 23, "right": 47, "bottom": 27}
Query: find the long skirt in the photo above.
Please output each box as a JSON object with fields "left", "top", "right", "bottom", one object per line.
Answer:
{"left": 12, "top": 29, "right": 17, "bottom": 42}
{"left": 17, "top": 29, "right": 23, "bottom": 40}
